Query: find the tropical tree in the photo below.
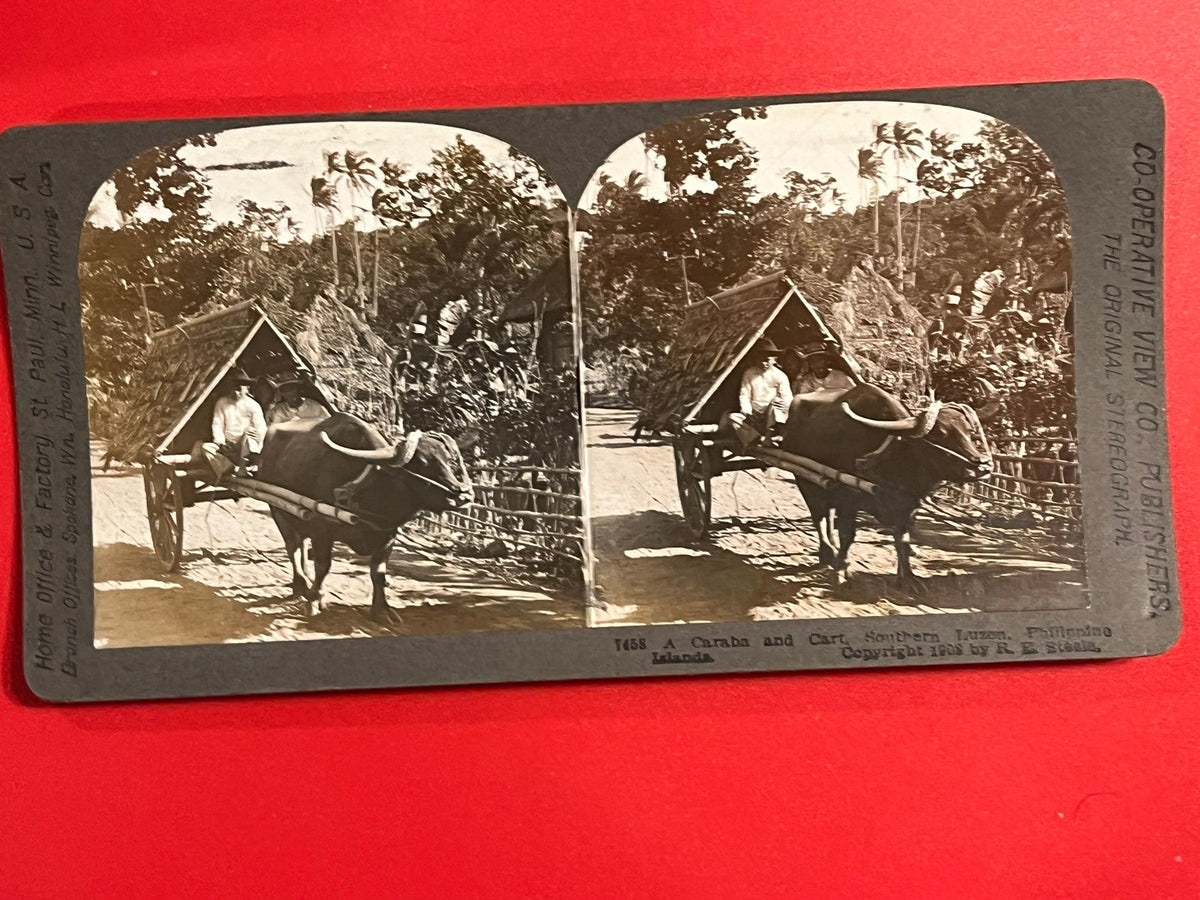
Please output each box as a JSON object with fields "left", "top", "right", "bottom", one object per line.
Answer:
{"left": 309, "top": 174, "right": 339, "bottom": 284}
{"left": 81, "top": 135, "right": 224, "bottom": 402}
{"left": 370, "top": 136, "right": 565, "bottom": 334}
{"left": 110, "top": 135, "right": 215, "bottom": 230}
{"left": 578, "top": 172, "right": 681, "bottom": 355}
{"left": 639, "top": 107, "right": 770, "bottom": 294}
{"left": 855, "top": 146, "right": 884, "bottom": 255}
{"left": 338, "top": 149, "right": 379, "bottom": 300}
{"left": 909, "top": 155, "right": 939, "bottom": 271}
{"left": 873, "top": 121, "right": 925, "bottom": 285}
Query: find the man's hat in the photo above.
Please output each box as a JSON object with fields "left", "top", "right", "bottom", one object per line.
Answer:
{"left": 227, "top": 367, "right": 254, "bottom": 386}
{"left": 801, "top": 338, "right": 840, "bottom": 356}
{"left": 751, "top": 338, "right": 782, "bottom": 357}
{"left": 271, "top": 374, "right": 311, "bottom": 389}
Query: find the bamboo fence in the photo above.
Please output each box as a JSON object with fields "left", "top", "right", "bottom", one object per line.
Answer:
{"left": 941, "top": 435, "right": 1081, "bottom": 521}
{"left": 405, "top": 464, "right": 584, "bottom": 568}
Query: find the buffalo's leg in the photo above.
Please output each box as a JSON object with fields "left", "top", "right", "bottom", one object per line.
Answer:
{"left": 796, "top": 481, "right": 836, "bottom": 566}
{"left": 817, "top": 509, "right": 838, "bottom": 567}
{"left": 832, "top": 505, "right": 859, "bottom": 584}
{"left": 893, "top": 515, "right": 927, "bottom": 594}
{"left": 369, "top": 540, "right": 402, "bottom": 624}
{"left": 274, "top": 513, "right": 310, "bottom": 600}
{"left": 305, "top": 536, "right": 333, "bottom": 616}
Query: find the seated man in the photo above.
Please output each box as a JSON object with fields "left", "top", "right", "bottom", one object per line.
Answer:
{"left": 792, "top": 349, "right": 857, "bottom": 401}
{"left": 266, "top": 377, "right": 330, "bottom": 426}
{"left": 201, "top": 369, "right": 267, "bottom": 480}
{"left": 722, "top": 338, "right": 792, "bottom": 447}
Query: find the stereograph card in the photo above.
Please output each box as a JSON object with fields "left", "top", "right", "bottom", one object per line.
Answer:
{"left": 0, "top": 79, "right": 1178, "bottom": 702}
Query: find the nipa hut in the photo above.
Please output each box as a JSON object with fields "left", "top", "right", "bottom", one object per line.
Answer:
{"left": 107, "top": 302, "right": 334, "bottom": 463}
{"left": 497, "top": 255, "right": 574, "bottom": 369}
{"left": 635, "top": 269, "right": 929, "bottom": 435}
{"left": 826, "top": 265, "right": 929, "bottom": 397}
{"left": 281, "top": 291, "right": 397, "bottom": 426}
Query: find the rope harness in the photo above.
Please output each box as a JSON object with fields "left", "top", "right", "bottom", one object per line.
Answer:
{"left": 325, "top": 430, "right": 472, "bottom": 533}
{"left": 854, "top": 401, "right": 991, "bottom": 493}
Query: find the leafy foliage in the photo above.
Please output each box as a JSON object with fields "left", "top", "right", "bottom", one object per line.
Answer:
{"left": 581, "top": 110, "right": 1074, "bottom": 435}
{"left": 80, "top": 131, "right": 574, "bottom": 470}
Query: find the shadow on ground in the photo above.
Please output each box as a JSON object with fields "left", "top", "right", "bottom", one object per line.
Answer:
{"left": 94, "top": 539, "right": 583, "bottom": 649}
{"left": 589, "top": 510, "right": 1088, "bottom": 625}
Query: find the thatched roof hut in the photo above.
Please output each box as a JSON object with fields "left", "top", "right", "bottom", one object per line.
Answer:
{"left": 830, "top": 265, "right": 929, "bottom": 397}
{"left": 497, "top": 255, "right": 574, "bottom": 369}
{"left": 107, "top": 303, "right": 331, "bottom": 463}
{"left": 635, "top": 268, "right": 930, "bottom": 435}
{"left": 497, "top": 255, "right": 571, "bottom": 325}
{"left": 278, "top": 293, "right": 397, "bottom": 426}
{"left": 635, "top": 271, "right": 840, "bottom": 434}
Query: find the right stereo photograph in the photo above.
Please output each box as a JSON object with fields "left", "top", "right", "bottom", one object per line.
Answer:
{"left": 576, "top": 100, "right": 1085, "bottom": 627}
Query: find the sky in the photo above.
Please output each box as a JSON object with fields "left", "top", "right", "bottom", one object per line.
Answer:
{"left": 581, "top": 100, "right": 1010, "bottom": 210}
{"left": 85, "top": 102, "right": 1020, "bottom": 239}
{"left": 85, "top": 120, "right": 564, "bottom": 240}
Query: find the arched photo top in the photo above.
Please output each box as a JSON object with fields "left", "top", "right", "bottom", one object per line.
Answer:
{"left": 81, "top": 118, "right": 575, "bottom": 466}
{"left": 578, "top": 98, "right": 1073, "bottom": 419}
{"left": 579, "top": 100, "right": 1070, "bottom": 303}
{"left": 579, "top": 100, "right": 1084, "bottom": 628}
{"left": 80, "top": 118, "right": 570, "bottom": 404}
{"left": 86, "top": 120, "right": 567, "bottom": 237}
{"left": 582, "top": 100, "right": 1066, "bottom": 218}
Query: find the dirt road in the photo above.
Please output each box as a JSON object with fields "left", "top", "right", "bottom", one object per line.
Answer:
{"left": 584, "top": 409, "right": 1087, "bottom": 625}
{"left": 92, "top": 445, "right": 583, "bottom": 648}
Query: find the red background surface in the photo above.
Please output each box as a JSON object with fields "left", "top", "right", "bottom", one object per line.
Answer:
{"left": 2, "top": 2, "right": 1198, "bottom": 897}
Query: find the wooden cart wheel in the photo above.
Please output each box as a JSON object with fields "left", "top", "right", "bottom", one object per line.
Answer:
{"left": 143, "top": 463, "right": 185, "bottom": 571}
{"left": 674, "top": 433, "right": 714, "bottom": 538}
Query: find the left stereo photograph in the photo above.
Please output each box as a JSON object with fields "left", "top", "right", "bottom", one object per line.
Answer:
{"left": 75, "top": 121, "right": 586, "bottom": 650}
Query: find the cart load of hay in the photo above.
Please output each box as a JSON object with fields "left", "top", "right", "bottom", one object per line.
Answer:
{"left": 635, "top": 267, "right": 929, "bottom": 436}
{"left": 103, "top": 298, "right": 395, "bottom": 465}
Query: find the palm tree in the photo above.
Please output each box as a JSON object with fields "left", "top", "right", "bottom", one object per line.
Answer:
{"left": 874, "top": 122, "right": 925, "bottom": 285}
{"left": 340, "top": 149, "right": 379, "bottom": 299}
{"left": 370, "top": 159, "right": 420, "bottom": 321}
{"left": 911, "top": 158, "right": 937, "bottom": 275}
{"left": 310, "top": 175, "right": 339, "bottom": 284}
{"left": 856, "top": 147, "right": 884, "bottom": 255}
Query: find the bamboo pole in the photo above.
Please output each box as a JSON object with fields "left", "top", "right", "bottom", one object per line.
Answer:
{"left": 751, "top": 446, "right": 880, "bottom": 495}
{"left": 466, "top": 504, "right": 582, "bottom": 523}
{"left": 409, "top": 510, "right": 584, "bottom": 563}
{"left": 992, "top": 436, "right": 1075, "bottom": 446}
{"left": 742, "top": 449, "right": 834, "bottom": 490}
{"left": 474, "top": 484, "right": 582, "bottom": 501}
{"left": 469, "top": 465, "right": 581, "bottom": 476}
{"left": 223, "top": 482, "right": 315, "bottom": 521}
{"left": 227, "top": 477, "right": 380, "bottom": 527}
{"left": 957, "top": 478, "right": 1078, "bottom": 509}
{"left": 992, "top": 453, "right": 1080, "bottom": 467}
{"left": 988, "top": 473, "right": 1081, "bottom": 491}
{"left": 942, "top": 483, "right": 1079, "bottom": 521}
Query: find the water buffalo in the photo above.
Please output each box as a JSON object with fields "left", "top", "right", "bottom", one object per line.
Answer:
{"left": 257, "top": 413, "right": 473, "bottom": 622}
{"left": 780, "top": 384, "right": 995, "bottom": 590}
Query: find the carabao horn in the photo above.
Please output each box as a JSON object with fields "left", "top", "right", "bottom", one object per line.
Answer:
{"left": 841, "top": 403, "right": 919, "bottom": 432}
{"left": 910, "top": 400, "right": 943, "bottom": 438}
{"left": 320, "top": 432, "right": 396, "bottom": 461}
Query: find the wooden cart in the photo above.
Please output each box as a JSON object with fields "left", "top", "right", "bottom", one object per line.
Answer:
{"left": 640, "top": 272, "right": 876, "bottom": 538}
{"left": 121, "top": 303, "right": 346, "bottom": 570}
{"left": 671, "top": 423, "right": 883, "bottom": 539}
